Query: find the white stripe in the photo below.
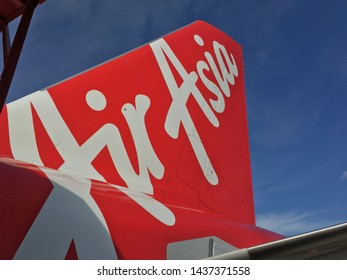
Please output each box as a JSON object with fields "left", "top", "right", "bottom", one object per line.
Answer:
{"left": 7, "top": 92, "right": 43, "bottom": 166}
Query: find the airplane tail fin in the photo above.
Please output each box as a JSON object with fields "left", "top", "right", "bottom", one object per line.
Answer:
{"left": 2, "top": 21, "right": 255, "bottom": 225}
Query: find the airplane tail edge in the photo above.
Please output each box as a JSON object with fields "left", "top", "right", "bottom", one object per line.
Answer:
{"left": 0, "top": 20, "right": 255, "bottom": 225}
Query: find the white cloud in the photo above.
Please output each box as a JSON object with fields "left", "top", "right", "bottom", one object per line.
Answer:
{"left": 339, "top": 171, "right": 347, "bottom": 181}
{"left": 256, "top": 211, "right": 329, "bottom": 236}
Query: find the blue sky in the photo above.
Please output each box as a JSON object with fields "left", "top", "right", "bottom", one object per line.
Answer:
{"left": 4, "top": 0, "right": 347, "bottom": 236}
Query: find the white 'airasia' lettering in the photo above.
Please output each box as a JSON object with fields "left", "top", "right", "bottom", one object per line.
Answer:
{"left": 6, "top": 32, "right": 238, "bottom": 259}
{"left": 8, "top": 91, "right": 164, "bottom": 195}
{"left": 150, "top": 34, "right": 238, "bottom": 185}
{"left": 7, "top": 91, "right": 175, "bottom": 227}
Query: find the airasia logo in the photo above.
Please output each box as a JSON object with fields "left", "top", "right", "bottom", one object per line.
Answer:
{"left": 6, "top": 33, "right": 239, "bottom": 259}
{"left": 8, "top": 34, "right": 238, "bottom": 195}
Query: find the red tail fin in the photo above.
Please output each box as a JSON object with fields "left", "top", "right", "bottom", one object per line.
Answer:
{"left": 2, "top": 21, "right": 254, "bottom": 225}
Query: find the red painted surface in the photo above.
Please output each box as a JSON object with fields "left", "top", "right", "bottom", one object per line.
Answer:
{"left": 0, "top": 21, "right": 282, "bottom": 259}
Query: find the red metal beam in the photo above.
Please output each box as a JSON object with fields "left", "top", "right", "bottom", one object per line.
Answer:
{"left": 2, "top": 25, "right": 11, "bottom": 65}
{"left": 0, "top": 0, "right": 39, "bottom": 112}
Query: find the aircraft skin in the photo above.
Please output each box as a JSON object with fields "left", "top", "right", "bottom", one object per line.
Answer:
{"left": 0, "top": 20, "right": 283, "bottom": 260}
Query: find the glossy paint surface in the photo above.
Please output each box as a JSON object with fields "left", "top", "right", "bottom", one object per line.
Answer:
{"left": 0, "top": 21, "right": 282, "bottom": 259}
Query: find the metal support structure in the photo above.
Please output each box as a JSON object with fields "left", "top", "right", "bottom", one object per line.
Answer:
{"left": 2, "top": 25, "right": 11, "bottom": 66}
{"left": 0, "top": 0, "right": 39, "bottom": 113}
